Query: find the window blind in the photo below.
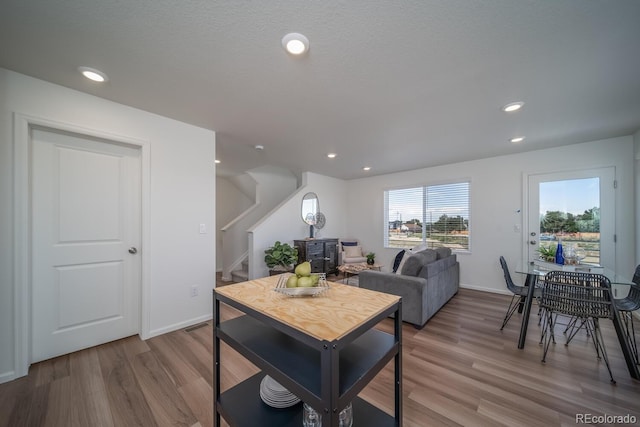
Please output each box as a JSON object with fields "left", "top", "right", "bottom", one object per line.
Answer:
{"left": 385, "top": 181, "right": 470, "bottom": 251}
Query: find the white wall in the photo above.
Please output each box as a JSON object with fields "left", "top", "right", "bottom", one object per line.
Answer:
{"left": 0, "top": 68, "right": 216, "bottom": 382}
{"left": 249, "top": 172, "right": 348, "bottom": 279}
{"left": 229, "top": 172, "right": 258, "bottom": 201}
{"left": 346, "top": 136, "right": 635, "bottom": 293}
{"left": 216, "top": 177, "right": 252, "bottom": 270}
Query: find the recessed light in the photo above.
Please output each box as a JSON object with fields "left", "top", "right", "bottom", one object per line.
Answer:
{"left": 502, "top": 102, "right": 524, "bottom": 112}
{"left": 78, "top": 66, "right": 108, "bottom": 82}
{"left": 255, "top": 145, "right": 264, "bottom": 151}
{"left": 282, "top": 33, "right": 310, "bottom": 55}
{"left": 215, "top": 159, "right": 221, "bottom": 164}
{"left": 510, "top": 136, "right": 525, "bottom": 143}
{"left": 327, "top": 153, "right": 337, "bottom": 158}
{"left": 363, "top": 166, "right": 371, "bottom": 171}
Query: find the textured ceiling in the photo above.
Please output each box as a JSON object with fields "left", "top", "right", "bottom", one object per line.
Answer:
{"left": 1, "top": 1, "right": 640, "bottom": 179}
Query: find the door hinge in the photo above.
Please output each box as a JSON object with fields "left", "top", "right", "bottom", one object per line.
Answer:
{"left": 613, "top": 180, "right": 617, "bottom": 189}
{"left": 614, "top": 234, "right": 617, "bottom": 243}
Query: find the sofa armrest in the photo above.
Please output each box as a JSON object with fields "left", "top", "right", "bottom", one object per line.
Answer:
{"left": 359, "top": 270, "right": 427, "bottom": 297}
{"left": 359, "top": 270, "right": 428, "bottom": 327}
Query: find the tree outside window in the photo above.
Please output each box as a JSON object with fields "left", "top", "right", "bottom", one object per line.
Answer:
{"left": 385, "top": 182, "right": 470, "bottom": 251}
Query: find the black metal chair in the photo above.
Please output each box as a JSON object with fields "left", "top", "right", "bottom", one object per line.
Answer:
{"left": 613, "top": 265, "right": 640, "bottom": 365}
{"left": 539, "top": 271, "right": 616, "bottom": 383}
{"left": 499, "top": 256, "right": 541, "bottom": 330}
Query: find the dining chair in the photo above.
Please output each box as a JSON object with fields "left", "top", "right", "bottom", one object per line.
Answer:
{"left": 499, "top": 256, "right": 541, "bottom": 330}
{"left": 613, "top": 265, "right": 640, "bottom": 365}
{"left": 539, "top": 271, "right": 616, "bottom": 383}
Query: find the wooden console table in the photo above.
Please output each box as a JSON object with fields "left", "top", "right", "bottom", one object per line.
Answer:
{"left": 213, "top": 275, "right": 403, "bottom": 426}
{"left": 294, "top": 238, "right": 339, "bottom": 276}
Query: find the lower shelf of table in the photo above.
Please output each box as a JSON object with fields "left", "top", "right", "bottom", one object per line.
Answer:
{"left": 217, "top": 373, "right": 397, "bottom": 427}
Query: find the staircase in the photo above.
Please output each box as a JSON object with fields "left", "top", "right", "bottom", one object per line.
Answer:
{"left": 231, "top": 258, "right": 249, "bottom": 283}
{"left": 220, "top": 165, "right": 298, "bottom": 282}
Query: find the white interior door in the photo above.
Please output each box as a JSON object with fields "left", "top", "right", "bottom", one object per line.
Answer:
{"left": 31, "top": 128, "right": 141, "bottom": 363}
{"left": 527, "top": 168, "right": 615, "bottom": 269}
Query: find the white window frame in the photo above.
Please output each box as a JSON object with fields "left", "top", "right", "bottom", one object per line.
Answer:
{"left": 384, "top": 180, "right": 471, "bottom": 252}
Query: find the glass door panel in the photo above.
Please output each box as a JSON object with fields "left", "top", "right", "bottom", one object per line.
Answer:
{"left": 527, "top": 168, "right": 615, "bottom": 269}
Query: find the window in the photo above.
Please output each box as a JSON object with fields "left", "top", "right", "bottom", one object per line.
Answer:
{"left": 385, "top": 181, "right": 470, "bottom": 251}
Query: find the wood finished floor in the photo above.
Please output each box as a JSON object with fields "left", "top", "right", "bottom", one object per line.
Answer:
{"left": 1, "top": 283, "right": 639, "bottom": 427}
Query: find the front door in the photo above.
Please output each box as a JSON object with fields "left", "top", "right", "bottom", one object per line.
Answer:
{"left": 526, "top": 168, "right": 615, "bottom": 269}
{"left": 31, "top": 128, "right": 141, "bottom": 363}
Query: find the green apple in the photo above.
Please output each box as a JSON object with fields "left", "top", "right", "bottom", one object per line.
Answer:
{"left": 295, "top": 261, "right": 312, "bottom": 277}
{"left": 286, "top": 275, "right": 298, "bottom": 288}
{"left": 297, "top": 276, "right": 313, "bottom": 287}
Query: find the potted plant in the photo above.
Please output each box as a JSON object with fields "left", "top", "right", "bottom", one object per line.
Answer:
{"left": 366, "top": 252, "right": 376, "bottom": 265}
{"left": 537, "top": 244, "right": 556, "bottom": 262}
{"left": 264, "top": 241, "right": 299, "bottom": 275}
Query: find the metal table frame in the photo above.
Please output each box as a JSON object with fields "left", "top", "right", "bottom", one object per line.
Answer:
{"left": 515, "top": 262, "right": 639, "bottom": 380}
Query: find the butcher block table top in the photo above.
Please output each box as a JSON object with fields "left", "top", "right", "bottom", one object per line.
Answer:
{"left": 215, "top": 274, "right": 400, "bottom": 342}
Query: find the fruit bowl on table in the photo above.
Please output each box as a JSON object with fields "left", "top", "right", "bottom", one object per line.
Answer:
{"left": 274, "top": 272, "right": 329, "bottom": 297}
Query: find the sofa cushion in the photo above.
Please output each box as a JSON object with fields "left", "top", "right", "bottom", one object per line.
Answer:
{"left": 411, "top": 243, "right": 428, "bottom": 253}
{"left": 395, "top": 251, "right": 411, "bottom": 274}
{"left": 399, "top": 250, "right": 434, "bottom": 276}
{"left": 400, "top": 249, "right": 438, "bottom": 276}
{"left": 400, "top": 254, "right": 423, "bottom": 276}
{"left": 416, "top": 249, "right": 438, "bottom": 263}
{"left": 392, "top": 250, "right": 406, "bottom": 273}
{"left": 343, "top": 245, "right": 363, "bottom": 258}
{"left": 435, "top": 247, "right": 452, "bottom": 259}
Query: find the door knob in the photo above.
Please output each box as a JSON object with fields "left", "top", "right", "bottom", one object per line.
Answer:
{"left": 529, "top": 241, "right": 537, "bottom": 245}
{"left": 128, "top": 247, "right": 138, "bottom": 254}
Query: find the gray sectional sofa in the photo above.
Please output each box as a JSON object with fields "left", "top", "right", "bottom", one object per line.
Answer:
{"left": 359, "top": 247, "right": 459, "bottom": 328}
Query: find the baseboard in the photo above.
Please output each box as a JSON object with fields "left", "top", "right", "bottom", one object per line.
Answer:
{"left": 0, "top": 370, "right": 17, "bottom": 385}
{"left": 147, "top": 314, "right": 213, "bottom": 339}
{"left": 459, "top": 283, "right": 511, "bottom": 296}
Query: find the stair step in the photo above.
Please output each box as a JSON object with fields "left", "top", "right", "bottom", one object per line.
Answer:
{"left": 231, "top": 269, "right": 248, "bottom": 283}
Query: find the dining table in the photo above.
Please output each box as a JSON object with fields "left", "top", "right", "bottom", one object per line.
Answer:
{"left": 514, "top": 260, "right": 640, "bottom": 380}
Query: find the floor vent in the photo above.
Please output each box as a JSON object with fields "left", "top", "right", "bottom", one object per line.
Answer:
{"left": 184, "top": 322, "right": 209, "bottom": 333}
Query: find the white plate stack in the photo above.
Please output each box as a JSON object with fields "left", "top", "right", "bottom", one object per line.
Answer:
{"left": 259, "top": 375, "right": 301, "bottom": 408}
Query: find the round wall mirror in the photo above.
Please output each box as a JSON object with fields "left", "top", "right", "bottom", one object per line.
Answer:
{"left": 301, "top": 192, "right": 319, "bottom": 225}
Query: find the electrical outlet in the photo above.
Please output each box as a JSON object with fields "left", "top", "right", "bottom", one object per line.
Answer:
{"left": 191, "top": 285, "right": 199, "bottom": 297}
